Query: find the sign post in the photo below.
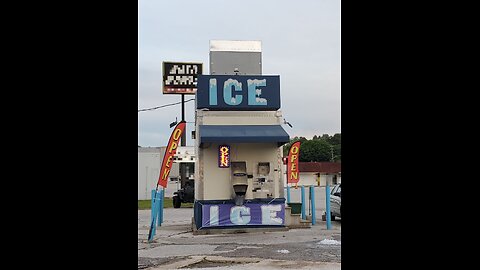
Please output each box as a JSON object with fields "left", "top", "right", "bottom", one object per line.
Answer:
{"left": 162, "top": 62, "right": 202, "bottom": 199}
{"left": 325, "top": 179, "right": 332, "bottom": 230}
{"left": 148, "top": 121, "right": 186, "bottom": 242}
{"left": 310, "top": 186, "right": 316, "bottom": 225}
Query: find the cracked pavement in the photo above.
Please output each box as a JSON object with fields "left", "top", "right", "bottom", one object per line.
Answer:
{"left": 138, "top": 208, "right": 341, "bottom": 269}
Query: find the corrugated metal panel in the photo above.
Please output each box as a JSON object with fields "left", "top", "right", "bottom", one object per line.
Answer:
{"left": 210, "top": 40, "right": 261, "bottom": 52}
{"left": 209, "top": 40, "right": 262, "bottom": 75}
{"left": 210, "top": 52, "right": 261, "bottom": 75}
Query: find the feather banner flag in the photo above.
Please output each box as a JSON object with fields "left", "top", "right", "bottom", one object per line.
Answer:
{"left": 157, "top": 121, "right": 186, "bottom": 188}
{"left": 287, "top": 141, "right": 301, "bottom": 185}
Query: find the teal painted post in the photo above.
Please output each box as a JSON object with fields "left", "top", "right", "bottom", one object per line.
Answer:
{"left": 301, "top": 186, "right": 306, "bottom": 220}
{"left": 150, "top": 189, "right": 157, "bottom": 236}
{"left": 161, "top": 188, "right": 165, "bottom": 223}
{"left": 310, "top": 186, "right": 316, "bottom": 225}
{"left": 157, "top": 189, "right": 164, "bottom": 226}
{"left": 326, "top": 183, "right": 331, "bottom": 230}
{"left": 286, "top": 186, "right": 291, "bottom": 204}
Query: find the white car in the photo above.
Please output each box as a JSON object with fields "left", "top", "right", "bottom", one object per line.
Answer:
{"left": 330, "top": 184, "right": 341, "bottom": 220}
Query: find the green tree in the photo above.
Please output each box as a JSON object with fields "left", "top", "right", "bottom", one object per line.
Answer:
{"left": 282, "top": 137, "right": 307, "bottom": 156}
{"left": 320, "top": 134, "right": 330, "bottom": 142}
{"left": 333, "top": 144, "right": 341, "bottom": 162}
{"left": 329, "top": 133, "right": 341, "bottom": 146}
{"left": 299, "top": 140, "right": 331, "bottom": 162}
{"left": 282, "top": 134, "right": 341, "bottom": 162}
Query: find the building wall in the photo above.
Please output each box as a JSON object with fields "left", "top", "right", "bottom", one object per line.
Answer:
{"left": 138, "top": 147, "right": 180, "bottom": 200}
{"left": 299, "top": 173, "right": 318, "bottom": 186}
{"left": 200, "top": 142, "right": 283, "bottom": 200}
{"left": 195, "top": 110, "right": 285, "bottom": 201}
{"left": 199, "top": 111, "right": 281, "bottom": 125}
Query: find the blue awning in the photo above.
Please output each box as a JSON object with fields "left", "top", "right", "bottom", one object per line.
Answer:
{"left": 199, "top": 125, "right": 290, "bottom": 146}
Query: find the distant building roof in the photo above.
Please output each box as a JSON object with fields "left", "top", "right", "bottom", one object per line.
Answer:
{"left": 299, "top": 162, "right": 341, "bottom": 174}
{"left": 138, "top": 146, "right": 195, "bottom": 155}
{"left": 138, "top": 147, "right": 162, "bottom": 153}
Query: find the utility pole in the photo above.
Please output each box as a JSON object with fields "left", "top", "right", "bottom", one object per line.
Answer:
{"left": 161, "top": 61, "right": 202, "bottom": 209}
{"left": 180, "top": 94, "right": 186, "bottom": 192}
{"left": 181, "top": 94, "right": 186, "bottom": 146}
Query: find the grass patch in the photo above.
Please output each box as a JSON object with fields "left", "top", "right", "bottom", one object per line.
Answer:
{"left": 138, "top": 198, "right": 193, "bottom": 210}
{"left": 138, "top": 200, "right": 152, "bottom": 210}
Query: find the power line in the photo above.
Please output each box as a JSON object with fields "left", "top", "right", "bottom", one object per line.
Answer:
{"left": 138, "top": 98, "right": 195, "bottom": 112}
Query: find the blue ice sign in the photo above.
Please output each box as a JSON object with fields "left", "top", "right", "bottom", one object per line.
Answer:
{"left": 196, "top": 75, "right": 280, "bottom": 111}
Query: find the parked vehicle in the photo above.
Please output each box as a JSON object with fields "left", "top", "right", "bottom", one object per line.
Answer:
{"left": 172, "top": 179, "right": 194, "bottom": 208}
{"left": 172, "top": 162, "right": 195, "bottom": 208}
{"left": 330, "top": 183, "right": 341, "bottom": 220}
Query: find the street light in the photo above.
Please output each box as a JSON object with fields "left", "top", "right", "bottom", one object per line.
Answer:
{"left": 283, "top": 118, "right": 293, "bottom": 128}
{"left": 169, "top": 117, "right": 178, "bottom": 128}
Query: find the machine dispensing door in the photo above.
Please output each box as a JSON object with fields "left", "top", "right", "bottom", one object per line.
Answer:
{"left": 231, "top": 161, "right": 248, "bottom": 206}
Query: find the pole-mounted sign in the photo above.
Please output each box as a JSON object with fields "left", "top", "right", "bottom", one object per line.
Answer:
{"left": 163, "top": 62, "right": 203, "bottom": 95}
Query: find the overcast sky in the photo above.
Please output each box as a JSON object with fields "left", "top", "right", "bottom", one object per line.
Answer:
{"left": 138, "top": 0, "right": 340, "bottom": 147}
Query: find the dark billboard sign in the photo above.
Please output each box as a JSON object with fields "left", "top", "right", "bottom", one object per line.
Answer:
{"left": 162, "top": 62, "right": 203, "bottom": 95}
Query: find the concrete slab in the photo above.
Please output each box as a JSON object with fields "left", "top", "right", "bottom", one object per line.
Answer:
{"left": 139, "top": 208, "right": 341, "bottom": 269}
{"left": 147, "top": 255, "right": 341, "bottom": 270}
{"left": 138, "top": 244, "right": 221, "bottom": 258}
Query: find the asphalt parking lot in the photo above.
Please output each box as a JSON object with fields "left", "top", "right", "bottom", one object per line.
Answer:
{"left": 138, "top": 208, "right": 341, "bottom": 269}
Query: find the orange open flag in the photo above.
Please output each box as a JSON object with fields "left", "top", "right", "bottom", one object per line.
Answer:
{"left": 157, "top": 121, "right": 186, "bottom": 188}
{"left": 287, "top": 141, "right": 301, "bottom": 185}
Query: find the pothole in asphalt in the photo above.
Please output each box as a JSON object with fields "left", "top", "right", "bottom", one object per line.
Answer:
{"left": 181, "top": 258, "right": 259, "bottom": 269}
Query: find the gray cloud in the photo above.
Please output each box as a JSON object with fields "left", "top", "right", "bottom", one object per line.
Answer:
{"left": 138, "top": 0, "right": 340, "bottom": 146}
